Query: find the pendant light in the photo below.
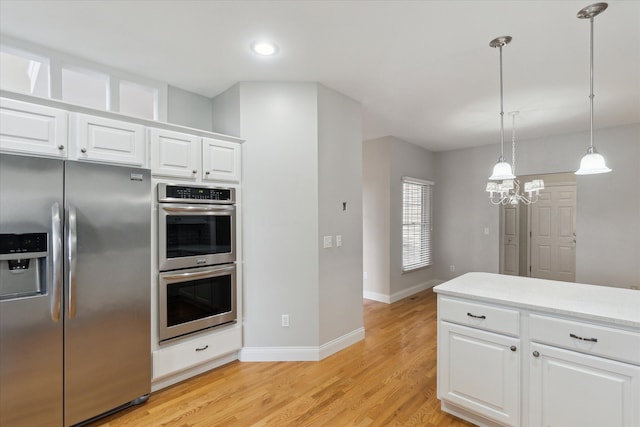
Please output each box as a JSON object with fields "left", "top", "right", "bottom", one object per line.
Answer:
{"left": 488, "top": 36, "right": 516, "bottom": 181}
{"left": 575, "top": 2, "right": 611, "bottom": 175}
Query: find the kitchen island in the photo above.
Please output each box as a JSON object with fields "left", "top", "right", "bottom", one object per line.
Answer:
{"left": 434, "top": 272, "right": 640, "bottom": 427}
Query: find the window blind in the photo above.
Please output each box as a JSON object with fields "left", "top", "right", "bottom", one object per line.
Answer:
{"left": 402, "top": 178, "right": 433, "bottom": 271}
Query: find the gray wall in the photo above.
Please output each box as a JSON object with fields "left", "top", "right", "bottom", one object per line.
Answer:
{"left": 434, "top": 124, "right": 640, "bottom": 288}
{"left": 362, "top": 136, "right": 437, "bottom": 301}
{"left": 167, "top": 85, "right": 213, "bottom": 131}
{"left": 211, "top": 82, "right": 364, "bottom": 353}
{"left": 362, "top": 138, "right": 391, "bottom": 297}
{"left": 317, "top": 85, "right": 363, "bottom": 344}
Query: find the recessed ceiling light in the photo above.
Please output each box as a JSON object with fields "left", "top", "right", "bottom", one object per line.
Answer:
{"left": 251, "top": 41, "right": 278, "bottom": 56}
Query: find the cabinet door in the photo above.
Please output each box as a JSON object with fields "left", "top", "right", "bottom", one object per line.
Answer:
{"left": 71, "top": 113, "right": 146, "bottom": 166}
{"left": 0, "top": 98, "right": 67, "bottom": 158}
{"left": 202, "top": 137, "right": 241, "bottom": 182}
{"left": 149, "top": 129, "right": 200, "bottom": 180}
{"left": 530, "top": 342, "right": 640, "bottom": 427}
{"left": 438, "top": 321, "right": 521, "bottom": 426}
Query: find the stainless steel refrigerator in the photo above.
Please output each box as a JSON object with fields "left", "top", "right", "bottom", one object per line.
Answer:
{"left": 0, "top": 153, "right": 151, "bottom": 426}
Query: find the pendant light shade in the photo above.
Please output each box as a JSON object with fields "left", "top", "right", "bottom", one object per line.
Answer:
{"left": 489, "top": 158, "right": 515, "bottom": 180}
{"left": 576, "top": 146, "right": 612, "bottom": 175}
{"left": 575, "top": 2, "right": 611, "bottom": 175}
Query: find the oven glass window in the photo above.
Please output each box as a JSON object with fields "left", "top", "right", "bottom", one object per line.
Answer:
{"left": 166, "top": 275, "right": 232, "bottom": 327}
{"left": 166, "top": 215, "right": 231, "bottom": 258}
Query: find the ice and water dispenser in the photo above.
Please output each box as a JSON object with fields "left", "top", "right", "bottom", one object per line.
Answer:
{"left": 0, "top": 233, "right": 48, "bottom": 299}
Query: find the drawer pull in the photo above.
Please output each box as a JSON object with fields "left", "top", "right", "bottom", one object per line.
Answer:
{"left": 533, "top": 351, "right": 540, "bottom": 357}
{"left": 570, "top": 333, "right": 598, "bottom": 343}
{"left": 510, "top": 346, "right": 517, "bottom": 352}
{"left": 195, "top": 345, "right": 209, "bottom": 352}
{"left": 467, "top": 312, "right": 486, "bottom": 319}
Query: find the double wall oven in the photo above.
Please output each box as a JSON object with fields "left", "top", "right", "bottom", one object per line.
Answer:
{"left": 157, "top": 183, "right": 237, "bottom": 341}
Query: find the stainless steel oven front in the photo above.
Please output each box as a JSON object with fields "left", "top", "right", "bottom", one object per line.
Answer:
{"left": 159, "top": 264, "right": 236, "bottom": 341}
{"left": 157, "top": 183, "right": 235, "bottom": 272}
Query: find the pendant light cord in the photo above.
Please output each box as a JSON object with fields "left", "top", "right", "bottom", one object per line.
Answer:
{"left": 511, "top": 113, "right": 516, "bottom": 175}
{"left": 499, "top": 45, "right": 505, "bottom": 159}
{"left": 589, "top": 16, "right": 595, "bottom": 150}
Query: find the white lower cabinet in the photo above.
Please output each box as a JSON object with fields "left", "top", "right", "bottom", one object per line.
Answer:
{"left": 438, "top": 294, "right": 640, "bottom": 427}
{"left": 153, "top": 325, "right": 242, "bottom": 381}
{"left": 529, "top": 342, "right": 640, "bottom": 427}
{"left": 439, "top": 321, "right": 521, "bottom": 426}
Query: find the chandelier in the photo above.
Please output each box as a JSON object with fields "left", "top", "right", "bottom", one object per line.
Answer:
{"left": 575, "top": 2, "right": 611, "bottom": 175}
{"left": 485, "top": 36, "right": 544, "bottom": 205}
{"left": 486, "top": 111, "right": 544, "bottom": 205}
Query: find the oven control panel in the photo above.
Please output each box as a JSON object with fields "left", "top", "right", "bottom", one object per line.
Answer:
{"left": 158, "top": 183, "right": 235, "bottom": 204}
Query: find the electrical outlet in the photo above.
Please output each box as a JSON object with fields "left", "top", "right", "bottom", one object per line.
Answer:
{"left": 484, "top": 227, "right": 490, "bottom": 235}
{"left": 336, "top": 235, "right": 342, "bottom": 247}
{"left": 449, "top": 265, "right": 456, "bottom": 272}
{"left": 323, "top": 236, "right": 332, "bottom": 248}
{"left": 281, "top": 314, "right": 290, "bottom": 327}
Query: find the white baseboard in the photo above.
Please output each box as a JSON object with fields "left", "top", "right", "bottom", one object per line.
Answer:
{"left": 239, "top": 327, "right": 365, "bottom": 362}
{"left": 364, "top": 279, "right": 443, "bottom": 304}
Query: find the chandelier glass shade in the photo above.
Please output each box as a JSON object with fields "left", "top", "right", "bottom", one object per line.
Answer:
{"left": 575, "top": 2, "right": 611, "bottom": 175}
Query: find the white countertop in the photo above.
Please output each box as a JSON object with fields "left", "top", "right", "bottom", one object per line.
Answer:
{"left": 434, "top": 272, "right": 640, "bottom": 329}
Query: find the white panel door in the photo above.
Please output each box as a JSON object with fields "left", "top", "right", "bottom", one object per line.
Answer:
{"left": 438, "top": 321, "right": 521, "bottom": 426}
{"left": 71, "top": 113, "right": 146, "bottom": 166}
{"left": 202, "top": 137, "right": 241, "bottom": 182}
{"left": 501, "top": 204, "right": 519, "bottom": 276}
{"left": 530, "top": 185, "right": 576, "bottom": 282}
{"left": 149, "top": 128, "right": 200, "bottom": 180}
{"left": 530, "top": 342, "right": 640, "bottom": 427}
{"left": 0, "top": 98, "right": 68, "bottom": 158}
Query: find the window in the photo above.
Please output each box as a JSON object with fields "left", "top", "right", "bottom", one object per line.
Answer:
{"left": 0, "top": 49, "right": 50, "bottom": 97}
{"left": 1, "top": 39, "right": 167, "bottom": 121}
{"left": 402, "top": 177, "right": 433, "bottom": 271}
{"left": 119, "top": 80, "right": 157, "bottom": 120}
{"left": 61, "top": 66, "right": 109, "bottom": 110}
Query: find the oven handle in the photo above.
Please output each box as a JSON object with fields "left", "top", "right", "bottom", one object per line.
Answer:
{"left": 161, "top": 265, "right": 235, "bottom": 281}
{"left": 161, "top": 205, "right": 234, "bottom": 213}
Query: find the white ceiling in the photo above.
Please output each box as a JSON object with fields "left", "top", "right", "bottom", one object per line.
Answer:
{"left": 1, "top": 1, "right": 638, "bottom": 152}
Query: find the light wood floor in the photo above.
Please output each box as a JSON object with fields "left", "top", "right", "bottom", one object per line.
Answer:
{"left": 91, "top": 288, "right": 472, "bottom": 427}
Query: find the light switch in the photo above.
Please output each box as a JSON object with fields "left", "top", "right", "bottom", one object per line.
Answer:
{"left": 336, "top": 235, "right": 342, "bottom": 247}
{"left": 323, "top": 236, "right": 333, "bottom": 248}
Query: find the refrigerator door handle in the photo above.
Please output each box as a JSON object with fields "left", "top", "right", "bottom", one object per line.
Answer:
{"left": 67, "top": 205, "right": 78, "bottom": 319}
{"left": 51, "top": 202, "right": 62, "bottom": 322}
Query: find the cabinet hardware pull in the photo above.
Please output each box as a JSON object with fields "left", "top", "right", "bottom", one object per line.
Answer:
{"left": 192, "top": 170, "right": 197, "bottom": 174}
{"left": 205, "top": 171, "right": 210, "bottom": 175}
{"left": 510, "top": 346, "right": 517, "bottom": 352}
{"left": 569, "top": 333, "right": 597, "bottom": 343}
{"left": 58, "top": 145, "right": 64, "bottom": 150}
{"left": 533, "top": 351, "right": 540, "bottom": 357}
{"left": 195, "top": 345, "right": 209, "bottom": 351}
{"left": 466, "top": 312, "right": 486, "bottom": 319}
{"left": 80, "top": 148, "right": 87, "bottom": 153}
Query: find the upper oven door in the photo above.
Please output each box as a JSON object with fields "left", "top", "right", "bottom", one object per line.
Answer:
{"left": 158, "top": 203, "right": 236, "bottom": 271}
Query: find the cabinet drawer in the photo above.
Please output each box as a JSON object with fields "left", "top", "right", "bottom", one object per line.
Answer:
{"left": 530, "top": 314, "right": 640, "bottom": 365}
{"left": 153, "top": 326, "right": 242, "bottom": 380}
{"left": 439, "top": 296, "right": 519, "bottom": 336}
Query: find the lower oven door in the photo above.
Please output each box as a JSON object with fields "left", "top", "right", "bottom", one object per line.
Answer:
{"left": 159, "top": 264, "right": 236, "bottom": 341}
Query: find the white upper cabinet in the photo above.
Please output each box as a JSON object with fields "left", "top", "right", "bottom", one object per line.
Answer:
{"left": 150, "top": 130, "right": 241, "bottom": 183}
{"left": 149, "top": 128, "right": 200, "bottom": 180}
{"left": 202, "top": 137, "right": 241, "bottom": 183}
{"left": 0, "top": 98, "right": 68, "bottom": 158}
{"left": 70, "top": 113, "right": 146, "bottom": 166}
